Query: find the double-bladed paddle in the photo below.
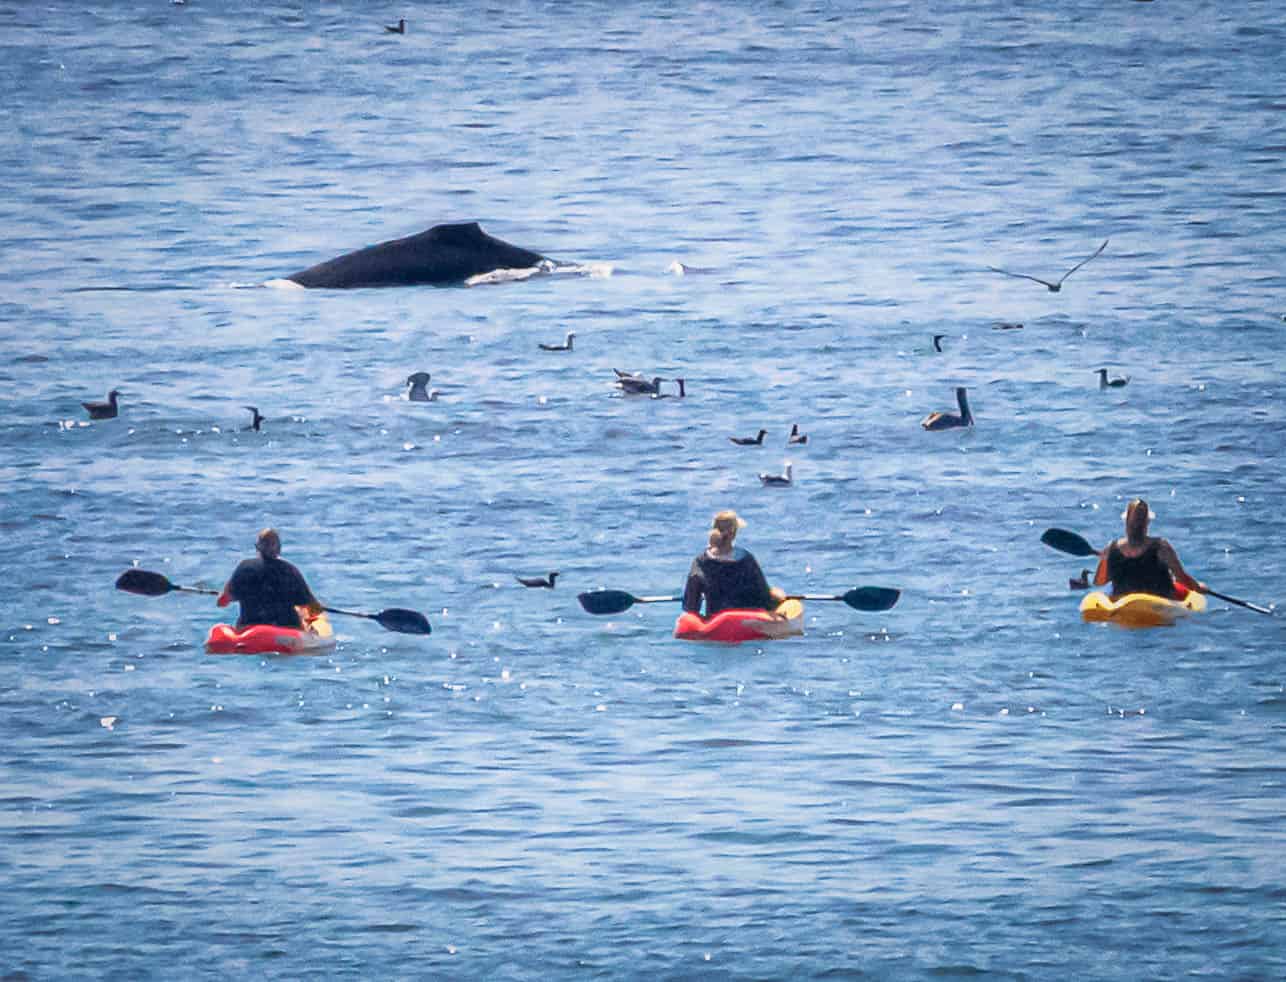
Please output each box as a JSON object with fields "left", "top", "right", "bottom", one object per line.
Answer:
{"left": 115, "top": 568, "right": 433, "bottom": 634}
{"left": 577, "top": 586, "right": 900, "bottom": 616}
{"left": 1039, "top": 528, "right": 1272, "bottom": 616}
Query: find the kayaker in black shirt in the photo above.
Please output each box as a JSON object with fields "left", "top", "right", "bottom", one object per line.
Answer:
{"left": 683, "top": 510, "right": 786, "bottom": 617}
{"left": 1093, "top": 499, "right": 1206, "bottom": 600}
{"left": 218, "top": 528, "right": 321, "bottom": 628}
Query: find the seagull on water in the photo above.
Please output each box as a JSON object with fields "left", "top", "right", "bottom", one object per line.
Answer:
{"left": 82, "top": 389, "right": 120, "bottom": 420}
{"left": 614, "top": 370, "right": 664, "bottom": 395}
{"left": 539, "top": 332, "right": 575, "bottom": 352}
{"left": 1069, "top": 569, "right": 1091, "bottom": 590}
{"left": 759, "top": 461, "right": 793, "bottom": 487}
{"left": 515, "top": 572, "right": 559, "bottom": 588}
{"left": 730, "top": 429, "right": 767, "bottom": 446}
{"left": 1097, "top": 369, "right": 1130, "bottom": 389}
{"left": 385, "top": 18, "right": 405, "bottom": 34}
{"left": 788, "top": 423, "right": 808, "bottom": 445}
{"left": 987, "top": 239, "right": 1109, "bottom": 293}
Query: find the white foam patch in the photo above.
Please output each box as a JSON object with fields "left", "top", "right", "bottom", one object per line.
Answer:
{"left": 465, "top": 265, "right": 546, "bottom": 286}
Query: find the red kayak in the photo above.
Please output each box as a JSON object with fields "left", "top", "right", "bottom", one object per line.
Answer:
{"left": 205, "top": 611, "right": 335, "bottom": 655}
{"left": 673, "top": 599, "right": 804, "bottom": 644}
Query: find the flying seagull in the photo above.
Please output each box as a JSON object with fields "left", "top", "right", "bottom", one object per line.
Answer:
{"left": 987, "top": 239, "right": 1109, "bottom": 293}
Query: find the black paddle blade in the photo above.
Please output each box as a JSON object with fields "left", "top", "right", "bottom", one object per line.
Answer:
{"left": 578, "top": 590, "right": 637, "bottom": 615}
{"left": 373, "top": 608, "right": 432, "bottom": 635}
{"left": 1040, "top": 528, "right": 1098, "bottom": 557}
{"left": 115, "top": 569, "right": 175, "bottom": 596}
{"left": 842, "top": 586, "right": 901, "bottom": 611}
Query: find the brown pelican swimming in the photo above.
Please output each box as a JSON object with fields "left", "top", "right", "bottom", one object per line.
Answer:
{"left": 788, "top": 423, "right": 808, "bottom": 445}
{"left": 515, "top": 572, "right": 559, "bottom": 588}
{"left": 1096, "top": 369, "right": 1129, "bottom": 389}
{"left": 539, "top": 332, "right": 575, "bottom": 352}
{"left": 921, "top": 387, "right": 973, "bottom": 430}
{"left": 82, "top": 389, "right": 120, "bottom": 420}
{"left": 730, "top": 429, "right": 767, "bottom": 446}
{"left": 759, "top": 461, "right": 793, "bottom": 487}
{"left": 987, "top": 239, "right": 1108, "bottom": 293}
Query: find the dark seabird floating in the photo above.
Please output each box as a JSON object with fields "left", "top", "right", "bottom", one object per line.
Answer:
{"left": 244, "top": 406, "right": 265, "bottom": 432}
{"left": 730, "top": 429, "right": 767, "bottom": 446}
{"left": 82, "top": 389, "right": 120, "bottom": 420}
{"left": 515, "top": 572, "right": 559, "bottom": 588}
{"left": 407, "top": 372, "right": 434, "bottom": 401}
{"left": 759, "top": 461, "right": 794, "bottom": 487}
{"left": 1096, "top": 368, "right": 1130, "bottom": 389}
{"left": 994, "top": 322, "right": 1024, "bottom": 330}
{"left": 386, "top": 18, "right": 405, "bottom": 33}
{"left": 614, "top": 370, "right": 665, "bottom": 395}
{"left": 987, "top": 239, "right": 1108, "bottom": 293}
{"left": 1069, "top": 569, "right": 1091, "bottom": 590}
{"left": 932, "top": 334, "right": 946, "bottom": 352}
{"left": 787, "top": 423, "right": 808, "bottom": 445}
{"left": 921, "top": 387, "right": 974, "bottom": 430}
{"left": 539, "top": 332, "right": 575, "bottom": 351}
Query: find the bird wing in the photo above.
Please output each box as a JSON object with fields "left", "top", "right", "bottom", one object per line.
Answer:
{"left": 1057, "top": 238, "right": 1109, "bottom": 284}
{"left": 987, "top": 266, "right": 1057, "bottom": 290}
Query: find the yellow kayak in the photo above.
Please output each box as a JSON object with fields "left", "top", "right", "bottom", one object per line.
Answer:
{"left": 1080, "top": 590, "right": 1206, "bottom": 628}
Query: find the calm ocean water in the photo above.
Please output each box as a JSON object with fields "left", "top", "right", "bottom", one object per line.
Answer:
{"left": 2, "top": 1, "right": 1285, "bottom": 978}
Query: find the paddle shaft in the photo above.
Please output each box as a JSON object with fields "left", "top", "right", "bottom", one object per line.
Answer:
{"left": 1202, "top": 588, "right": 1272, "bottom": 616}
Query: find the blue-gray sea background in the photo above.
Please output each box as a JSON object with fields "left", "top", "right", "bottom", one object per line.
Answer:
{"left": 2, "top": 1, "right": 1285, "bottom": 978}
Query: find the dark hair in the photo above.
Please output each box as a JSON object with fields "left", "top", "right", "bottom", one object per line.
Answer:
{"left": 1124, "top": 499, "right": 1149, "bottom": 543}
{"left": 256, "top": 528, "right": 281, "bottom": 559}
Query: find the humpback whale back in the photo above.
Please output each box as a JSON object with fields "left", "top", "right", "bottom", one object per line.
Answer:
{"left": 286, "top": 222, "right": 549, "bottom": 288}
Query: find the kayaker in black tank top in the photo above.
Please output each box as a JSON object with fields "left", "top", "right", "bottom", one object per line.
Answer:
{"left": 1093, "top": 499, "right": 1206, "bottom": 600}
{"left": 218, "top": 528, "right": 321, "bottom": 628}
{"left": 683, "top": 510, "right": 786, "bottom": 617}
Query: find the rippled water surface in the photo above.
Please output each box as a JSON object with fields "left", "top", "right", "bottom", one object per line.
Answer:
{"left": 3, "top": 1, "right": 1285, "bottom": 978}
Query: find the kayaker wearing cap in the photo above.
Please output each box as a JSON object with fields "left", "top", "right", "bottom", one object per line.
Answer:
{"left": 1093, "top": 499, "right": 1207, "bottom": 600}
{"left": 682, "top": 510, "right": 786, "bottom": 617}
{"left": 218, "top": 528, "right": 322, "bottom": 628}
